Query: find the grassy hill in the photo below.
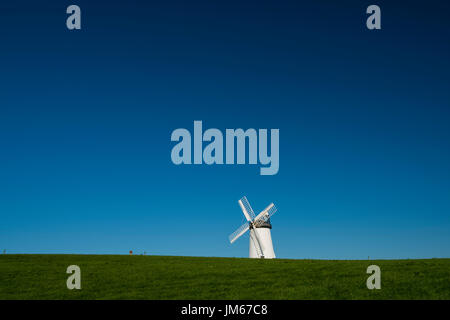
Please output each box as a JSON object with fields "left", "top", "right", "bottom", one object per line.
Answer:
{"left": 0, "top": 254, "right": 449, "bottom": 299}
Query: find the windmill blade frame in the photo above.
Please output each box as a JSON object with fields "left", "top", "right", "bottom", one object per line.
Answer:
{"left": 249, "top": 229, "right": 264, "bottom": 258}
{"left": 238, "top": 196, "right": 256, "bottom": 221}
{"left": 254, "top": 203, "right": 277, "bottom": 225}
{"left": 251, "top": 225, "right": 265, "bottom": 252}
{"left": 229, "top": 222, "right": 249, "bottom": 244}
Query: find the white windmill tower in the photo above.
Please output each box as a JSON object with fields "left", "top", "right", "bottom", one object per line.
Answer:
{"left": 229, "top": 196, "right": 277, "bottom": 259}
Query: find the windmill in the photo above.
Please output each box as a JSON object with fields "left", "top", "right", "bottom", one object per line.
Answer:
{"left": 229, "top": 196, "right": 277, "bottom": 259}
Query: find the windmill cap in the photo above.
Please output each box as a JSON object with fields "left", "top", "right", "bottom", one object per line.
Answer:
{"left": 253, "top": 218, "right": 272, "bottom": 229}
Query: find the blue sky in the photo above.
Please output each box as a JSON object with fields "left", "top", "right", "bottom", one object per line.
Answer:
{"left": 0, "top": 0, "right": 449, "bottom": 259}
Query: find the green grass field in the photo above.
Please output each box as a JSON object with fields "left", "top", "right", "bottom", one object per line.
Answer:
{"left": 0, "top": 255, "right": 449, "bottom": 299}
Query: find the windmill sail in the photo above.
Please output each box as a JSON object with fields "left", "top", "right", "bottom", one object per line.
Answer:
{"left": 229, "top": 222, "right": 249, "bottom": 243}
{"left": 254, "top": 203, "right": 277, "bottom": 224}
{"left": 239, "top": 196, "right": 256, "bottom": 220}
{"left": 249, "top": 229, "right": 264, "bottom": 258}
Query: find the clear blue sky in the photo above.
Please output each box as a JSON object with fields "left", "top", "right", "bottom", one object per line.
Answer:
{"left": 1, "top": 0, "right": 449, "bottom": 259}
